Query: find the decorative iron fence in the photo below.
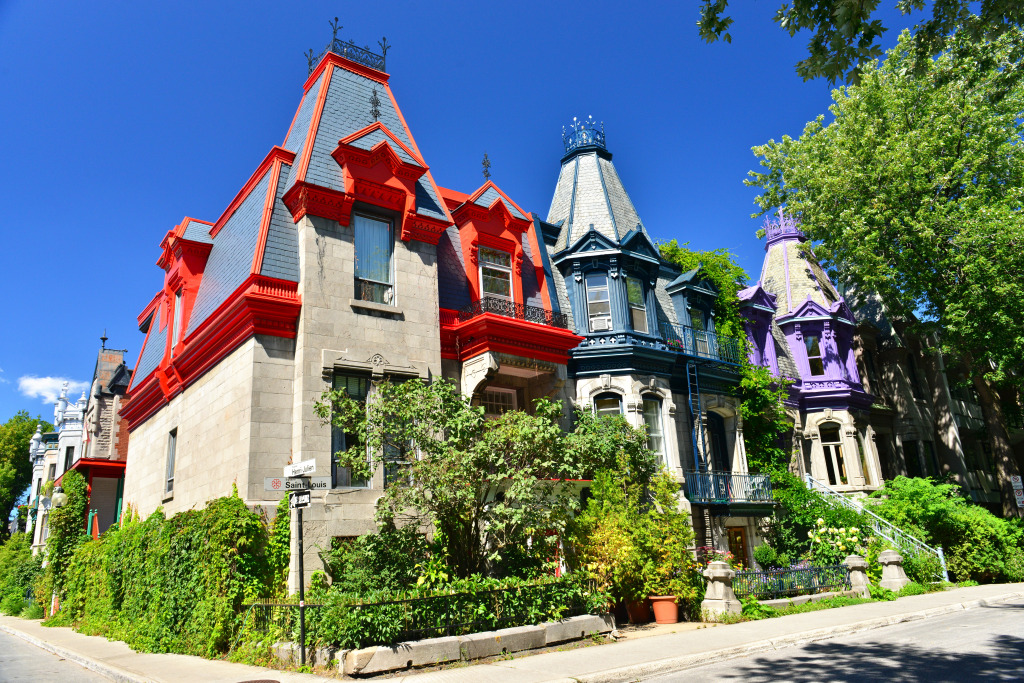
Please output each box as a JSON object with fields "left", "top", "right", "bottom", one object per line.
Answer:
{"left": 307, "top": 38, "right": 386, "bottom": 74}
{"left": 457, "top": 298, "right": 572, "bottom": 330}
{"left": 660, "top": 323, "right": 745, "bottom": 364}
{"left": 237, "top": 600, "right": 323, "bottom": 642}
{"left": 733, "top": 564, "right": 851, "bottom": 600}
{"left": 684, "top": 471, "right": 773, "bottom": 505}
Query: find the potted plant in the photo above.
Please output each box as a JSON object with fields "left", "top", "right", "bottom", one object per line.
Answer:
{"left": 642, "top": 472, "right": 701, "bottom": 624}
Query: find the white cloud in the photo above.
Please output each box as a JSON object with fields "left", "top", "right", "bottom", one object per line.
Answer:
{"left": 18, "top": 376, "right": 89, "bottom": 404}
{"left": 0, "top": 367, "right": 8, "bottom": 385}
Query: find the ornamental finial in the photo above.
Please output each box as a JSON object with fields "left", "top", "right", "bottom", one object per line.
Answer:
{"left": 562, "top": 115, "right": 606, "bottom": 154}
{"left": 762, "top": 208, "right": 806, "bottom": 245}
{"left": 482, "top": 152, "right": 491, "bottom": 180}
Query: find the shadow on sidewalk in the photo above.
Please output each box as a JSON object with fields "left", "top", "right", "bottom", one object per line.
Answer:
{"left": 706, "top": 607, "right": 1024, "bottom": 682}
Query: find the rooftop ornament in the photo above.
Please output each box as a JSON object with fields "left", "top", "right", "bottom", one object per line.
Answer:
{"left": 562, "top": 115, "right": 606, "bottom": 154}
{"left": 762, "top": 207, "right": 806, "bottom": 244}
{"left": 306, "top": 17, "right": 389, "bottom": 75}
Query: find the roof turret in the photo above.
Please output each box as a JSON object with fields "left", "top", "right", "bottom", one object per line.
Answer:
{"left": 758, "top": 209, "right": 844, "bottom": 316}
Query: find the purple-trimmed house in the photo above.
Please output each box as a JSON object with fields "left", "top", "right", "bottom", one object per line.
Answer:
{"left": 739, "top": 211, "right": 883, "bottom": 494}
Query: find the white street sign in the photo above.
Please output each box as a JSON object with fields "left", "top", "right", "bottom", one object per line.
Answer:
{"left": 290, "top": 491, "right": 311, "bottom": 509}
{"left": 284, "top": 459, "right": 316, "bottom": 478}
{"left": 1011, "top": 475, "right": 1023, "bottom": 490}
{"left": 265, "top": 477, "right": 329, "bottom": 492}
{"left": 1014, "top": 488, "right": 1024, "bottom": 508}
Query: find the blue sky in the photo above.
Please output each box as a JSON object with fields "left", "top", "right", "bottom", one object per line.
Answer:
{"left": 0, "top": 0, "right": 921, "bottom": 422}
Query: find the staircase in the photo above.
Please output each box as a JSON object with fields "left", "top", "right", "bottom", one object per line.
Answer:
{"left": 805, "top": 474, "right": 949, "bottom": 582}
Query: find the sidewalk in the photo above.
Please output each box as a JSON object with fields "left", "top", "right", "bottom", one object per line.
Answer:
{"left": 2, "top": 582, "right": 1022, "bottom": 683}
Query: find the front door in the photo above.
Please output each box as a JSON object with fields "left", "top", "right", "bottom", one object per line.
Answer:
{"left": 727, "top": 526, "right": 748, "bottom": 568}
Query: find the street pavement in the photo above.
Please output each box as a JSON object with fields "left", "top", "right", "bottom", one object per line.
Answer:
{"left": 646, "top": 596, "right": 1024, "bottom": 682}
{"left": 0, "top": 628, "right": 109, "bottom": 682}
{"left": 0, "top": 583, "right": 1022, "bottom": 682}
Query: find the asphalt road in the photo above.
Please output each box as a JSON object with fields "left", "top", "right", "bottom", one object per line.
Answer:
{"left": 646, "top": 596, "right": 1024, "bottom": 682}
{"left": 0, "top": 629, "right": 110, "bottom": 682}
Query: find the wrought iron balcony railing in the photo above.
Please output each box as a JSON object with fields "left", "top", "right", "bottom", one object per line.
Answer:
{"left": 683, "top": 471, "right": 773, "bottom": 505}
{"left": 457, "top": 298, "right": 572, "bottom": 330}
{"left": 660, "top": 323, "right": 745, "bottom": 364}
{"left": 307, "top": 37, "right": 387, "bottom": 75}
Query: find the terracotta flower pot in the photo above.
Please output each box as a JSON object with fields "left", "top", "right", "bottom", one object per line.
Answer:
{"left": 649, "top": 595, "right": 679, "bottom": 624}
{"left": 625, "top": 598, "right": 652, "bottom": 624}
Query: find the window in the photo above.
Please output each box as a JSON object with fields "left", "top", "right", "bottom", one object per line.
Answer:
{"left": 47, "top": 464, "right": 55, "bottom": 481}
{"left": 593, "top": 392, "right": 622, "bottom": 417}
{"left": 642, "top": 397, "right": 664, "bottom": 460}
{"left": 626, "top": 277, "right": 648, "bottom": 333}
{"left": 805, "top": 335, "right": 825, "bottom": 376}
{"left": 864, "top": 350, "right": 878, "bottom": 387}
{"left": 690, "top": 308, "right": 706, "bottom": 330}
{"left": 924, "top": 440, "right": 940, "bottom": 477}
{"left": 479, "top": 248, "right": 512, "bottom": 301}
{"left": 354, "top": 214, "right": 394, "bottom": 304}
{"left": 586, "top": 273, "right": 612, "bottom": 332}
{"left": 165, "top": 429, "right": 177, "bottom": 495}
{"left": 707, "top": 411, "right": 729, "bottom": 471}
{"left": 903, "top": 440, "right": 922, "bottom": 478}
{"left": 172, "top": 289, "right": 183, "bottom": 353}
{"left": 35, "top": 479, "right": 42, "bottom": 498}
{"left": 481, "top": 387, "right": 516, "bottom": 417}
{"left": 331, "top": 374, "right": 370, "bottom": 488}
{"left": 819, "top": 423, "right": 847, "bottom": 485}
{"left": 63, "top": 446, "right": 74, "bottom": 473}
{"left": 856, "top": 432, "right": 872, "bottom": 486}
{"left": 907, "top": 354, "right": 924, "bottom": 400}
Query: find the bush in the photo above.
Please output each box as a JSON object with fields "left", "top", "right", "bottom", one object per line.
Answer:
{"left": 0, "top": 532, "right": 43, "bottom": 616}
{"left": 322, "top": 524, "right": 430, "bottom": 594}
{"left": 752, "top": 543, "right": 778, "bottom": 569}
{"left": 46, "top": 488, "right": 275, "bottom": 657}
{"left": 869, "top": 477, "right": 1024, "bottom": 583}
{"left": 764, "top": 470, "right": 864, "bottom": 562}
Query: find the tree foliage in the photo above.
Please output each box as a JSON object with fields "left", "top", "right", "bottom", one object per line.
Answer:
{"left": 698, "top": 0, "right": 1024, "bottom": 84}
{"left": 0, "top": 411, "right": 52, "bottom": 538}
{"left": 316, "top": 378, "right": 657, "bottom": 579}
{"left": 747, "top": 29, "right": 1024, "bottom": 514}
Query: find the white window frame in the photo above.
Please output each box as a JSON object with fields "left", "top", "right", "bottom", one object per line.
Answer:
{"left": 165, "top": 428, "right": 177, "bottom": 496}
{"left": 481, "top": 387, "right": 517, "bottom": 418}
{"left": 478, "top": 247, "right": 513, "bottom": 302}
{"left": 586, "top": 273, "right": 612, "bottom": 332}
{"left": 172, "top": 289, "right": 183, "bottom": 354}
{"left": 819, "top": 423, "right": 847, "bottom": 486}
{"left": 642, "top": 396, "right": 664, "bottom": 461}
{"left": 593, "top": 392, "right": 623, "bottom": 417}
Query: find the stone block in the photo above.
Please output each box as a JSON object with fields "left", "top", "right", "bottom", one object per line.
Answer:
{"left": 544, "top": 614, "right": 615, "bottom": 645}
{"left": 879, "top": 549, "right": 911, "bottom": 592}
{"left": 459, "top": 624, "right": 545, "bottom": 659}
{"left": 344, "top": 636, "right": 462, "bottom": 675}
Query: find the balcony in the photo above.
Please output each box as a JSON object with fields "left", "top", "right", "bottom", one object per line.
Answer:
{"left": 660, "top": 323, "right": 745, "bottom": 365}
{"left": 684, "top": 471, "right": 774, "bottom": 513}
{"left": 457, "top": 298, "right": 572, "bottom": 329}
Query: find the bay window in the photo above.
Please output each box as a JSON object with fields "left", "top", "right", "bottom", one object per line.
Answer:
{"left": 354, "top": 214, "right": 394, "bottom": 304}
{"left": 626, "top": 277, "right": 648, "bottom": 333}
{"left": 586, "top": 273, "right": 612, "bottom": 332}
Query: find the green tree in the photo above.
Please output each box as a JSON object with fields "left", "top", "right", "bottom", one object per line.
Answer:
{"left": 0, "top": 411, "right": 52, "bottom": 540}
{"left": 746, "top": 29, "right": 1024, "bottom": 516}
{"left": 698, "top": 0, "right": 1024, "bottom": 84}
{"left": 315, "top": 378, "right": 656, "bottom": 579}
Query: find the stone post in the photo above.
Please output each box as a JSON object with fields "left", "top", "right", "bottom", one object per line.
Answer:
{"left": 878, "top": 549, "right": 911, "bottom": 592}
{"left": 844, "top": 555, "right": 871, "bottom": 598}
{"left": 701, "top": 561, "right": 741, "bottom": 620}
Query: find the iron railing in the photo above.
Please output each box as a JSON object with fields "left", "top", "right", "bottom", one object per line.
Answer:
{"left": 734, "top": 564, "right": 851, "bottom": 600}
{"left": 684, "top": 471, "right": 773, "bottom": 505}
{"left": 307, "top": 37, "right": 387, "bottom": 75}
{"left": 660, "top": 323, "right": 745, "bottom": 365}
{"left": 457, "top": 298, "right": 572, "bottom": 329}
{"left": 805, "top": 474, "right": 949, "bottom": 582}
{"left": 236, "top": 601, "right": 323, "bottom": 644}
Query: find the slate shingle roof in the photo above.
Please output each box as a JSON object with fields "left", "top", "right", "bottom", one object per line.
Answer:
{"left": 134, "top": 309, "right": 166, "bottom": 384}
{"left": 260, "top": 163, "right": 300, "bottom": 281}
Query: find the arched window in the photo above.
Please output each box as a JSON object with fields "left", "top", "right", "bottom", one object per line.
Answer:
{"left": 593, "top": 392, "right": 622, "bottom": 417}
{"left": 819, "top": 422, "right": 847, "bottom": 485}
{"left": 642, "top": 396, "right": 663, "bottom": 460}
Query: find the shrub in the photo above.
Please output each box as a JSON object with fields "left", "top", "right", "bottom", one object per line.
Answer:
{"left": 807, "top": 519, "right": 865, "bottom": 566}
{"left": 322, "top": 524, "right": 430, "bottom": 594}
{"left": 0, "top": 532, "right": 43, "bottom": 616}
{"left": 764, "top": 470, "right": 864, "bottom": 562}
{"left": 752, "top": 543, "right": 778, "bottom": 569}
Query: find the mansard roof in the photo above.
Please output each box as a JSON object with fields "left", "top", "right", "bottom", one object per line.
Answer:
{"left": 546, "top": 132, "right": 650, "bottom": 252}
{"left": 758, "top": 213, "right": 844, "bottom": 316}
{"left": 737, "top": 282, "right": 778, "bottom": 312}
{"left": 666, "top": 267, "right": 719, "bottom": 298}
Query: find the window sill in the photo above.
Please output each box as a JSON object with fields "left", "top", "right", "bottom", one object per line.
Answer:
{"left": 349, "top": 299, "right": 403, "bottom": 317}
{"left": 162, "top": 492, "right": 174, "bottom": 503}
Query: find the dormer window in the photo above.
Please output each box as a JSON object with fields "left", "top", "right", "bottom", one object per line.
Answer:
{"left": 690, "top": 308, "right": 706, "bottom": 331}
{"left": 479, "top": 247, "right": 512, "bottom": 302}
{"left": 586, "top": 273, "right": 612, "bottom": 332}
{"left": 626, "top": 277, "right": 648, "bottom": 333}
{"left": 805, "top": 335, "right": 825, "bottom": 376}
{"left": 354, "top": 214, "right": 394, "bottom": 305}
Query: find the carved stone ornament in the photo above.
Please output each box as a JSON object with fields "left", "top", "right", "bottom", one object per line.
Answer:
{"left": 366, "top": 353, "right": 389, "bottom": 367}
{"left": 794, "top": 322, "right": 802, "bottom": 342}
{"left": 609, "top": 257, "right": 619, "bottom": 279}
{"left": 469, "top": 241, "right": 479, "bottom": 265}
{"left": 573, "top": 261, "right": 582, "bottom": 282}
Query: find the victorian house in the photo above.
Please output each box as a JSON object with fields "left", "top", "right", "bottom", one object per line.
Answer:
{"left": 121, "top": 36, "right": 762, "bottom": 585}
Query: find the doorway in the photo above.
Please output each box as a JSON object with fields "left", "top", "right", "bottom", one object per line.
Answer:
{"left": 726, "top": 526, "right": 749, "bottom": 568}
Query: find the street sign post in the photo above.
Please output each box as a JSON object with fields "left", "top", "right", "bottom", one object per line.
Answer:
{"left": 289, "top": 491, "right": 311, "bottom": 509}
{"left": 287, "top": 488, "right": 312, "bottom": 667}
{"left": 284, "top": 459, "right": 316, "bottom": 478}
{"left": 264, "top": 476, "right": 329, "bottom": 492}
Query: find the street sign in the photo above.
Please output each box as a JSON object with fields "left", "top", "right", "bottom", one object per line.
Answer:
{"left": 284, "top": 459, "right": 316, "bottom": 478}
{"left": 290, "top": 491, "right": 311, "bottom": 509}
{"left": 1011, "top": 475, "right": 1023, "bottom": 490}
{"left": 265, "top": 476, "right": 330, "bottom": 492}
{"left": 1014, "top": 488, "right": 1024, "bottom": 508}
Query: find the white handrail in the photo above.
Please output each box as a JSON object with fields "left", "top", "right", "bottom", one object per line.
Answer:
{"left": 805, "top": 474, "right": 949, "bottom": 582}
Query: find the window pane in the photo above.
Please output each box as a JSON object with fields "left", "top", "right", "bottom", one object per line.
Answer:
{"left": 331, "top": 374, "right": 369, "bottom": 488}
{"left": 819, "top": 424, "right": 841, "bottom": 443}
{"left": 631, "top": 306, "right": 648, "bottom": 333}
{"left": 479, "top": 247, "right": 511, "bottom": 268}
{"left": 691, "top": 309, "right": 705, "bottom": 330}
{"left": 587, "top": 273, "right": 611, "bottom": 331}
{"left": 482, "top": 388, "right": 516, "bottom": 416}
{"left": 586, "top": 274, "right": 608, "bottom": 300}
{"left": 806, "top": 335, "right": 821, "bottom": 357}
{"left": 642, "top": 398, "right": 663, "bottom": 457}
{"left": 354, "top": 215, "right": 392, "bottom": 283}
{"left": 482, "top": 266, "right": 511, "bottom": 298}
{"left": 809, "top": 358, "right": 825, "bottom": 376}
{"left": 594, "top": 396, "right": 621, "bottom": 417}
{"left": 626, "top": 277, "right": 644, "bottom": 306}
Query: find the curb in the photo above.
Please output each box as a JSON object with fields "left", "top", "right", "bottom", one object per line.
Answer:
{"left": 570, "top": 590, "right": 1024, "bottom": 683}
{"left": 0, "top": 622, "right": 153, "bottom": 683}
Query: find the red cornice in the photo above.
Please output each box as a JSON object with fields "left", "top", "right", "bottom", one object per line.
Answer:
{"left": 210, "top": 147, "right": 297, "bottom": 238}
{"left": 440, "top": 312, "right": 583, "bottom": 365}
{"left": 339, "top": 122, "right": 425, "bottom": 166}
{"left": 282, "top": 181, "right": 355, "bottom": 225}
{"left": 333, "top": 138, "right": 428, "bottom": 182}
{"left": 69, "top": 458, "right": 127, "bottom": 478}
{"left": 123, "top": 274, "right": 301, "bottom": 432}
{"left": 401, "top": 213, "right": 450, "bottom": 245}
{"left": 252, "top": 158, "right": 286, "bottom": 273}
